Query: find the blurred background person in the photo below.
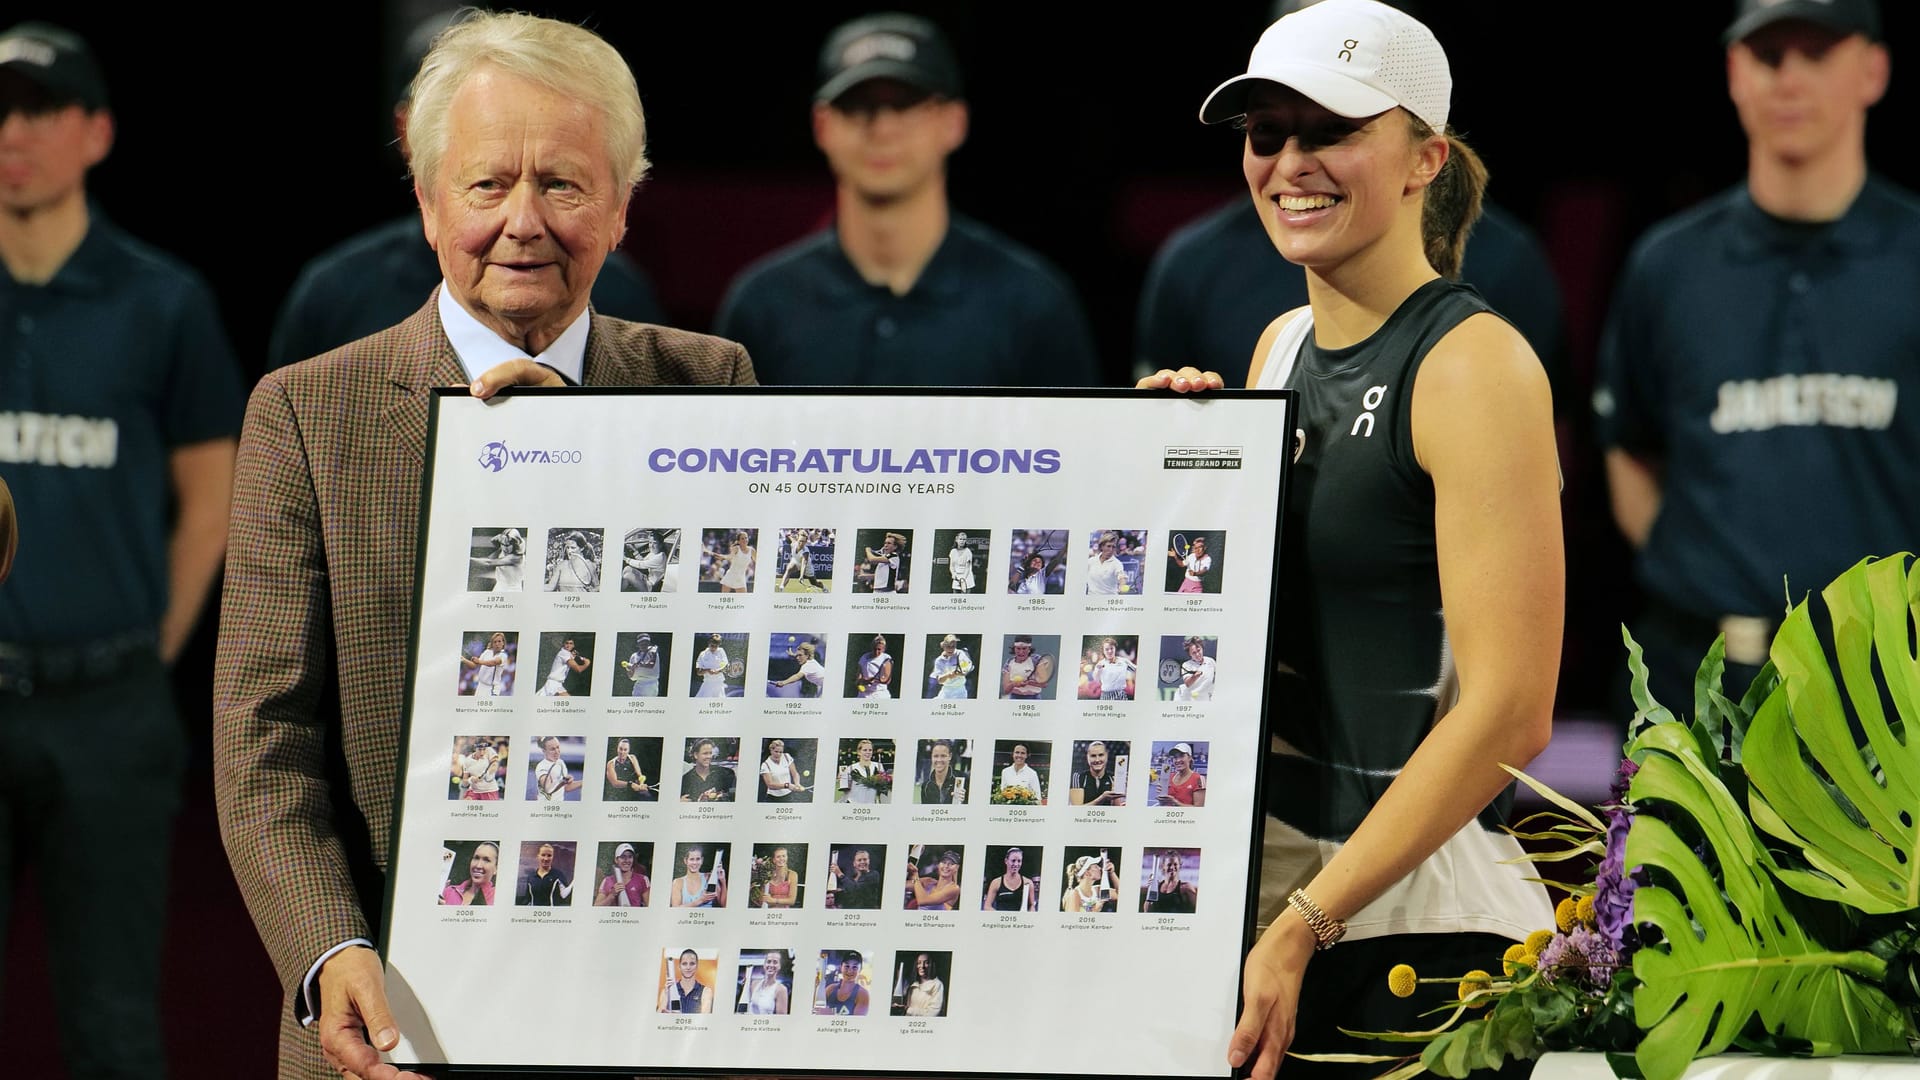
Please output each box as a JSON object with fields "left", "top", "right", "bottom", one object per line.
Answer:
{"left": 1596, "top": 0, "right": 1916, "bottom": 710}
{"left": 715, "top": 12, "right": 1099, "bottom": 387}
{"left": 0, "top": 22, "right": 242, "bottom": 1078}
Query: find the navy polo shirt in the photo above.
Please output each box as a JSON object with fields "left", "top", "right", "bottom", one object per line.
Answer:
{"left": 0, "top": 214, "right": 244, "bottom": 644}
{"left": 1135, "top": 197, "right": 1566, "bottom": 399}
{"left": 267, "top": 215, "right": 666, "bottom": 370}
{"left": 1596, "top": 177, "right": 1920, "bottom": 618}
{"left": 713, "top": 215, "right": 1102, "bottom": 387}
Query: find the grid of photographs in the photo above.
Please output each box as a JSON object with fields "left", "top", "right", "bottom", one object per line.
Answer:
{"left": 425, "top": 520, "right": 1228, "bottom": 1022}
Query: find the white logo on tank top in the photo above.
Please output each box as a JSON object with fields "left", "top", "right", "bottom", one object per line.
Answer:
{"left": 1350, "top": 385, "right": 1388, "bottom": 437}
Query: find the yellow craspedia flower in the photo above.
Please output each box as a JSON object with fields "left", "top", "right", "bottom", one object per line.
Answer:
{"left": 1576, "top": 894, "right": 1597, "bottom": 928}
{"left": 1387, "top": 964, "right": 1418, "bottom": 998}
{"left": 1458, "top": 969, "right": 1494, "bottom": 1007}
{"left": 1502, "top": 943, "right": 1532, "bottom": 976}
{"left": 1521, "top": 952, "right": 1540, "bottom": 970}
{"left": 1525, "top": 929, "right": 1556, "bottom": 955}
{"left": 1555, "top": 897, "right": 1579, "bottom": 932}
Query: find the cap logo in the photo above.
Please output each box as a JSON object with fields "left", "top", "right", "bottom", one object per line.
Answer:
{"left": 1338, "top": 38, "right": 1359, "bottom": 62}
{"left": 0, "top": 38, "right": 57, "bottom": 69}
{"left": 842, "top": 31, "right": 917, "bottom": 68}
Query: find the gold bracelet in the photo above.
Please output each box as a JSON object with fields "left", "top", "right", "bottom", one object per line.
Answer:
{"left": 1286, "top": 888, "right": 1347, "bottom": 951}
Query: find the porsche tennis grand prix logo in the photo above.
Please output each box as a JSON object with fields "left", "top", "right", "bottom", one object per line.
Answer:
{"left": 1162, "top": 445, "right": 1243, "bottom": 470}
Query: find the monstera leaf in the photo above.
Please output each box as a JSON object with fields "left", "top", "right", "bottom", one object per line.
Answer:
{"left": 1625, "top": 724, "right": 1912, "bottom": 1079}
{"left": 1744, "top": 554, "right": 1920, "bottom": 914}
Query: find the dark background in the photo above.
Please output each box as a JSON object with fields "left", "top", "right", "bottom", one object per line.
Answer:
{"left": 4, "top": 1, "right": 1916, "bottom": 1074}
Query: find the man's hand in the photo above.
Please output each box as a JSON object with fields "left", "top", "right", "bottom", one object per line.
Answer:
{"left": 469, "top": 359, "right": 566, "bottom": 400}
{"left": 317, "top": 946, "right": 429, "bottom": 1080}
{"left": 1226, "top": 917, "right": 1316, "bottom": 1080}
{"left": 1136, "top": 367, "right": 1225, "bottom": 393}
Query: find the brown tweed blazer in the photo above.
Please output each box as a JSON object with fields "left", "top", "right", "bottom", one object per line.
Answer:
{"left": 212, "top": 298, "right": 753, "bottom": 1078}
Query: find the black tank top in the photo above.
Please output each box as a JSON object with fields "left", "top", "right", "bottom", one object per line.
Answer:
{"left": 1264, "top": 278, "right": 1517, "bottom": 840}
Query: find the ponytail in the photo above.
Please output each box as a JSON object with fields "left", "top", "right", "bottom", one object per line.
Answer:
{"left": 1409, "top": 118, "right": 1488, "bottom": 280}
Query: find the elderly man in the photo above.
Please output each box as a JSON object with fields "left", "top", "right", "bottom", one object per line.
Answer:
{"left": 266, "top": 8, "right": 664, "bottom": 372}
{"left": 212, "top": 12, "right": 753, "bottom": 1080}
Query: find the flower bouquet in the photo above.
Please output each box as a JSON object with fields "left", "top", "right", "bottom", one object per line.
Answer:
{"left": 993, "top": 784, "right": 1039, "bottom": 806}
{"left": 1315, "top": 554, "right": 1920, "bottom": 1079}
{"left": 851, "top": 769, "right": 893, "bottom": 792}
{"left": 747, "top": 854, "right": 774, "bottom": 909}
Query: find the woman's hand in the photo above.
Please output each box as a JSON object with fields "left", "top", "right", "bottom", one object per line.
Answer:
{"left": 1228, "top": 918, "right": 1316, "bottom": 1080}
{"left": 1136, "top": 367, "right": 1225, "bottom": 394}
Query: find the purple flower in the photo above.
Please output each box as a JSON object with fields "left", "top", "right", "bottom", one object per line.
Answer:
{"left": 1539, "top": 926, "right": 1621, "bottom": 990}
{"left": 1608, "top": 757, "right": 1640, "bottom": 804}
{"left": 1593, "top": 807, "right": 1640, "bottom": 956}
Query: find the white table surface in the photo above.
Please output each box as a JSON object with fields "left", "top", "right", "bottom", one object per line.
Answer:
{"left": 1533, "top": 1052, "right": 1920, "bottom": 1077}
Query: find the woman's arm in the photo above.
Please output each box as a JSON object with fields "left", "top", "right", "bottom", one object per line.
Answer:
{"left": 909, "top": 875, "right": 958, "bottom": 909}
{"left": 775, "top": 982, "right": 789, "bottom": 1014}
{"left": 670, "top": 875, "right": 686, "bottom": 906}
{"left": 1192, "top": 776, "right": 1207, "bottom": 808}
{"left": 699, "top": 983, "right": 714, "bottom": 1013}
{"left": 1229, "top": 315, "right": 1561, "bottom": 1079}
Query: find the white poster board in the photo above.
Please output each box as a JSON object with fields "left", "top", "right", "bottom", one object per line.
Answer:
{"left": 383, "top": 388, "right": 1291, "bottom": 1076}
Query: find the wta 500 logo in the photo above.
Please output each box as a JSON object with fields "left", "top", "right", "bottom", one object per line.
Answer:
{"left": 476, "top": 440, "right": 584, "bottom": 472}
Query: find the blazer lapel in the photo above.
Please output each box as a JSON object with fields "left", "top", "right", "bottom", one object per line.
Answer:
{"left": 583, "top": 312, "right": 654, "bottom": 387}
{"left": 382, "top": 294, "right": 466, "bottom": 466}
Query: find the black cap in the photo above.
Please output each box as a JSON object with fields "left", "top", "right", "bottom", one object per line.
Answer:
{"left": 815, "top": 13, "right": 962, "bottom": 104}
{"left": 0, "top": 22, "right": 107, "bottom": 110}
{"left": 1725, "top": 0, "right": 1880, "bottom": 44}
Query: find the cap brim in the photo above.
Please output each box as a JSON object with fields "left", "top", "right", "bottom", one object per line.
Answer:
{"left": 1198, "top": 67, "right": 1399, "bottom": 125}
{"left": 1723, "top": 5, "right": 1875, "bottom": 44}
{"left": 816, "top": 59, "right": 951, "bottom": 104}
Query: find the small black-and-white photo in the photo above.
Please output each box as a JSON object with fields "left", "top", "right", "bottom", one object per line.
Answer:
{"left": 619, "top": 527, "right": 680, "bottom": 592}
{"left": 930, "top": 528, "right": 990, "bottom": 595}
{"left": 544, "top": 528, "right": 604, "bottom": 592}
{"left": 467, "top": 527, "right": 528, "bottom": 592}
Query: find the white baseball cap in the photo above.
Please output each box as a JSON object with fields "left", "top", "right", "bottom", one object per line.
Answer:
{"left": 1199, "top": 0, "right": 1450, "bottom": 132}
